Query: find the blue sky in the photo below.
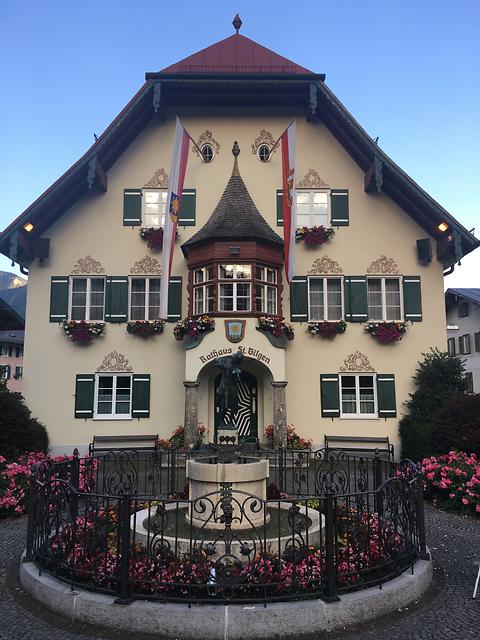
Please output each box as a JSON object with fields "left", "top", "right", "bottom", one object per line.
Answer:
{"left": 0, "top": 0, "right": 479, "bottom": 287}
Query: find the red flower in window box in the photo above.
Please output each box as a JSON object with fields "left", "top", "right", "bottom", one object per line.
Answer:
{"left": 307, "top": 320, "right": 346, "bottom": 338}
{"left": 62, "top": 321, "right": 104, "bottom": 344}
{"left": 295, "top": 226, "right": 335, "bottom": 247}
{"left": 365, "top": 321, "right": 408, "bottom": 344}
{"left": 140, "top": 227, "right": 179, "bottom": 250}
{"left": 127, "top": 320, "right": 165, "bottom": 337}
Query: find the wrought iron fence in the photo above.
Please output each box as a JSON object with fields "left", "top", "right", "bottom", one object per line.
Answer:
{"left": 25, "top": 448, "right": 427, "bottom": 606}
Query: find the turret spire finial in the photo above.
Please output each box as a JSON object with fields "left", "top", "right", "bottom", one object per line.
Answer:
{"left": 232, "top": 14, "right": 242, "bottom": 34}
{"left": 232, "top": 141, "right": 240, "bottom": 176}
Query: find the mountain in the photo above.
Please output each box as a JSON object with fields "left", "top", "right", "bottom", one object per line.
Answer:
{"left": 0, "top": 286, "right": 27, "bottom": 319}
{"left": 0, "top": 271, "right": 27, "bottom": 291}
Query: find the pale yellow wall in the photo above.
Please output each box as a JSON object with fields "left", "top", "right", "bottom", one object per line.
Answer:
{"left": 22, "top": 111, "right": 448, "bottom": 456}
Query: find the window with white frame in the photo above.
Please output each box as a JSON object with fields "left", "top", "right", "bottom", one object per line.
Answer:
{"left": 1, "top": 365, "right": 11, "bottom": 380}
{"left": 340, "top": 374, "right": 377, "bottom": 417}
{"left": 193, "top": 267, "right": 214, "bottom": 315}
{"left": 447, "top": 337, "right": 456, "bottom": 356}
{"left": 367, "top": 277, "right": 402, "bottom": 321}
{"left": 308, "top": 277, "right": 343, "bottom": 320}
{"left": 255, "top": 266, "right": 277, "bottom": 314}
{"left": 70, "top": 277, "right": 105, "bottom": 321}
{"left": 94, "top": 374, "right": 132, "bottom": 419}
{"left": 0, "top": 344, "right": 9, "bottom": 356}
{"left": 218, "top": 264, "right": 251, "bottom": 312}
{"left": 14, "top": 366, "right": 23, "bottom": 379}
{"left": 15, "top": 345, "right": 23, "bottom": 358}
{"left": 296, "top": 190, "right": 329, "bottom": 228}
{"left": 459, "top": 333, "right": 471, "bottom": 355}
{"left": 142, "top": 189, "right": 167, "bottom": 228}
{"left": 130, "top": 277, "right": 161, "bottom": 320}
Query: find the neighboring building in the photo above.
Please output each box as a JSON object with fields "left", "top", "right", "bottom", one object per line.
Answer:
{"left": 0, "top": 21, "right": 478, "bottom": 456}
{"left": 445, "top": 288, "right": 480, "bottom": 393}
{"left": 0, "top": 329, "right": 24, "bottom": 392}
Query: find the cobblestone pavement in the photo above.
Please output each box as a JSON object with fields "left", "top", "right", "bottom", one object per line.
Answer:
{"left": 1, "top": 505, "right": 479, "bottom": 640}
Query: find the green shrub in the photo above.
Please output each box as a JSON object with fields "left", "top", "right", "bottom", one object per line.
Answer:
{"left": 431, "top": 393, "right": 480, "bottom": 456}
{"left": 399, "top": 348, "right": 467, "bottom": 462}
{"left": 0, "top": 379, "right": 49, "bottom": 459}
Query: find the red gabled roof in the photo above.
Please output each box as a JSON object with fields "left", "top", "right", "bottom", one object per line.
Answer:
{"left": 160, "top": 34, "right": 313, "bottom": 75}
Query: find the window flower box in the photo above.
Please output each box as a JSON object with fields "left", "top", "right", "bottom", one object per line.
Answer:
{"left": 365, "top": 321, "right": 408, "bottom": 344}
{"left": 62, "top": 320, "right": 104, "bottom": 344}
{"left": 126, "top": 320, "right": 165, "bottom": 337}
{"left": 256, "top": 316, "right": 294, "bottom": 348}
{"left": 174, "top": 315, "right": 215, "bottom": 349}
{"left": 295, "top": 225, "right": 335, "bottom": 247}
{"left": 140, "top": 227, "right": 179, "bottom": 250}
{"left": 307, "top": 320, "right": 346, "bottom": 338}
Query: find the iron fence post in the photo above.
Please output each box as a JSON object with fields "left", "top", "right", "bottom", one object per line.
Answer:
{"left": 373, "top": 449, "right": 384, "bottom": 518}
{"left": 24, "top": 467, "right": 38, "bottom": 562}
{"left": 115, "top": 493, "right": 132, "bottom": 604}
{"left": 415, "top": 468, "right": 430, "bottom": 560}
{"left": 322, "top": 482, "right": 340, "bottom": 602}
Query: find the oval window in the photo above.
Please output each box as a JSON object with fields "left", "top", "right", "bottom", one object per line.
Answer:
{"left": 257, "top": 144, "right": 271, "bottom": 163}
{"left": 201, "top": 144, "right": 214, "bottom": 163}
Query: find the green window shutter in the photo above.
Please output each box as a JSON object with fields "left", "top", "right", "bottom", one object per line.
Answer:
{"left": 167, "top": 276, "right": 182, "bottom": 322}
{"left": 123, "top": 189, "right": 142, "bottom": 226}
{"left": 377, "top": 374, "right": 397, "bottom": 418}
{"left": 330, "top": 189, "right": 349, "bottom": 226}
{"left": 75, "top": 374, "right": 95, "bottom": 418}
{"left": 276, "top": 189, "right": 284, "bottom": 226}
{"left": 178, "top": 189, "right": 196, "bottom": 226}
{"left": 403, "top": 276, "right": 422, "bottom": 321}
{"left": 344, "top": 276, "right": 368, "bottom": 322}
{"left": 105, "top": 277, "right": 128, "bottom": 323}
{"left": 290, "top": 277, "right": 308, "bottom": 322}
{"left": 50, "top": 276, "right": 69, "bottom": 322}
{"left": 132, "top": 374, "right": 151, "bottom": 418}
{"left": 320, "top": 374, "right": 340, "bottom": 418}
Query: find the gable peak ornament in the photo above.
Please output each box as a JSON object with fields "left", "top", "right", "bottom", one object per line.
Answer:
{"left": 96, "top": 351, "right": 133, "bottom": 373}
{"left": 144, "top": 168, "right": 168, "bottom": 188}
{"left": 298, "top": 169, "right": 329, "bottom": 189}
{"left": 232, "top": 14, "right": 242, "bottom": 33}
{"left": 130, "top": 256, "right": 161, "bottom": 275}
{"left": 340, "top": 351, "right": 375, "bottom": 372}
{"left": 308, "top": 256, "right": 343, "bottom": 275}
{"left": 366, "top": 255, "right": 400, "bottom": 274}
{"left": 71, "top": 256, "right": 105, "bottom": 275}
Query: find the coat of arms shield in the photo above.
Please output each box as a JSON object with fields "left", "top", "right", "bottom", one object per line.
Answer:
{"left": 224, "top": 320, "right": 246, "bottom": 343}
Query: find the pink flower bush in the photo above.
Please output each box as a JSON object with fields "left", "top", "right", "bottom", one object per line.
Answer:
{"left": 421, "top": 450, "right": 480, "bottom": 515}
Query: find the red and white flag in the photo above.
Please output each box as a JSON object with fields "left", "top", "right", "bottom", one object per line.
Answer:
{"left": 160, "top": 118, "right": 190, "bottom": 319}
{"left": 281, "top": 121, "right": 296, "bottom": 284}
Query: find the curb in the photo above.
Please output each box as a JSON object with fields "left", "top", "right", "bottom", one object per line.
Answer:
{"left": 20, "top": 554, "right": 432, "bottom": 639}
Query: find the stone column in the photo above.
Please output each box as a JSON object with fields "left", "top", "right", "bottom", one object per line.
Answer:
{"left": 183, "top": 381, "right": 200, "bottom": 448}
{"left": 271, "top": 381, "right": 288, "bottom": 448}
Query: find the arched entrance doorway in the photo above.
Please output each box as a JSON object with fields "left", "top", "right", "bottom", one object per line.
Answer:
{"left": 214, "top": 371, "right": 257, "bottom": 442}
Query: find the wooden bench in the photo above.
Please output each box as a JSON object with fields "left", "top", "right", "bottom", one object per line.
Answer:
{"left": 89, "top": 434, "right": 159, "bottom": 456}
{"left": 324, "top": 435, "right": 394, "bottom": 460}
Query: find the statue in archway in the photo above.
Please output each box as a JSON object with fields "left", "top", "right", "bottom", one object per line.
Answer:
{"left": 213, "top": 351, "right": 244, "bottom": 423}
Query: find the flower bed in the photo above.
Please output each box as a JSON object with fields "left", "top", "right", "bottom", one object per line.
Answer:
{"left": 174, "top": 315, "right": 214, "bottom": 342}
{"left": 257, "top": 316, "right": 294, "bottom": 341}
{"left": 307, "top": 320, "right": 346, "bottom": 338}
{"left": 295, "top": 226, "right": 335, "bottom": 247}
{"left": 264, "top": 424, "right": 312, "bottom": 450}
{"left": 157, "top": 424, "right": 207, "bottom": 450}
{"left": 62, "top": 320, "right": 104, "bottom": 344}
{"left": 365, "top": 321, "right": 407, "bottom": 344}
{"left": 421, "top": 450, "right": 480, "bottom": 515}
{"left": 127, "top": 320, "right": 165, "bottom": 337}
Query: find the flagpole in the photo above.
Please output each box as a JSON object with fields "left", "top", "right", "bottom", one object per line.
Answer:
{"left": 176, "top": 118, "right": 206, "bottom": 160}
{"left": 270, "top": 119, "right": 296, "bottom": 156}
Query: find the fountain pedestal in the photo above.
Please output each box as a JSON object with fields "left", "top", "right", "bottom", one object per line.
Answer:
{"left": 186, "top": 458, "right": 269, "bottom": 530}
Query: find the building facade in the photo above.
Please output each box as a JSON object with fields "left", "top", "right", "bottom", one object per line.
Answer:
{"left": 446, "top": 288, "right": 480, "bottom": 393}
{"left": 1, "top": 25, "right": 478, "bottom": 455}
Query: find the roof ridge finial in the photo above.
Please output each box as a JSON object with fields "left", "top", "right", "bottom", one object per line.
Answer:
{"left": 232, "top": 141, "right": 240, "bottom": 176}
{"left": 232, "top": 14, "right": 242, "bottom": 34}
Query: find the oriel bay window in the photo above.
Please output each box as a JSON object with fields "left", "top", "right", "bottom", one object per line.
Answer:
{"left": 308, "top": 277, "right": 343, "bottom": 320}
{"left": 219, "top": 264, "right": 251, "bottom": 312}
{"left": 367, "top": 277, "right": 402, "bottom": 321}
{"left": 255, "top": 266, "right": 277, "bottom": 314}
{"left": 193, "top": 267, "right": 214, "bottom": 315}
{"left": 130, "top": 277, "right": 161, "bottom": 320}
{"left": 70, "top": 278, "right": 105, "bottom": 321}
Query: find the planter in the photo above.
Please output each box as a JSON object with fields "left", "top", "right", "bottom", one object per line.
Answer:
{"left": 174, "top": 316, "right": 215, "bottom": 349}
{"left": 181, "top": 327, "right": 214, "bottom": 350}
{"left": 365, "top": 321, "right": 408, "bottom": 344}
{"left": 307, "top": 320, "right": 347, "bottom": 339}
{"left": 126, "top": 320, "right": 165, "bottom": 337}
{"left": 295, "top": 225, "right": 335, "bottom": 247}
{"left": 256, "top": 327, "right": 287, "bottom": 349}
{"left": 62, "top": 321, "right": 104, "bottom": 344}
{"left": 256, "top": 316, "right": 294, "bottom": 348}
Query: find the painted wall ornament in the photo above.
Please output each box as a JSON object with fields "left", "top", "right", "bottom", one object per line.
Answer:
{"left": 366, "top": 255, "right": 400, "bottom": 274}
{"left": 97, "top": 351, "right": 133, "bottom": 373}
{"left": 130, "top": 256, "right": 162, "bottom": 275}
{"left": 193, "top": 130, "right": 220, "bottom": 157}
{"left": 71, "top": 256, "right": 105, "bottom": 275}
{"left": 224, "top": 320, "right": 246, "bottom": 343}
{"left": 144, "top": 168, "right": 169, "bottom": 188}
{"left": 340, "top": 351, "right": 375, "bottom": 372}
{"left": 307, "top": 256, "right": 343, "bottom": 275}
{"left": 298, "top": 169, "right": 329, "bottom": 189}
{"left": 251, "top": 130, "right": 278, "bottom": 155}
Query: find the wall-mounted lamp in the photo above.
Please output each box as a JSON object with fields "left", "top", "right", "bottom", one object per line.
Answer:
{"left": 437, "top": 222, "right": 449, "bottom": 232}
{"left": 23, "top": 222, "right": 34, "bottom": 232}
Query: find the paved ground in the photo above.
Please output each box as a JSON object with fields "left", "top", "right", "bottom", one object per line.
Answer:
{"left": 1, "top": 505, "right": 479, "bottom": 639}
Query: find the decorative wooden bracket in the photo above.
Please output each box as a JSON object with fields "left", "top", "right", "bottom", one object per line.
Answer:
{"left": 364, "top": 156, "right": 383, "bottom": 193}
{"left": 307, "top": 82, "right": 319, "bottom": 121}
{"left": 87, "top": 155, "right": 108, "bottom": 192}
{"left": 153, "top": 81, "right": 162, "bottom": 113}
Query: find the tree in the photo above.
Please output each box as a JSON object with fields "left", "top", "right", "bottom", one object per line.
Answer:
{"left": 399, "top": 348, "right": 467, "bottom": 462}
{"left": 431, "top": 393, "right": 480, "bottom": 456}
{"left": 0, "top": 379, "right": 49, "bottom": 459}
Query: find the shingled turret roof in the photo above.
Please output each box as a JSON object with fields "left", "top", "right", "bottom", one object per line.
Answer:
{"left": 181, "top": 142, "right": 283, "bottom": 255}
